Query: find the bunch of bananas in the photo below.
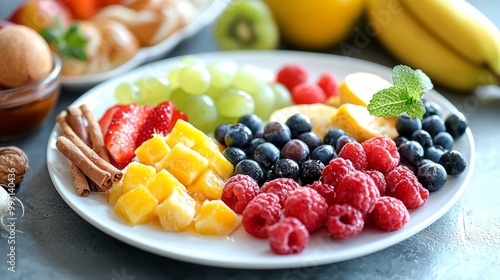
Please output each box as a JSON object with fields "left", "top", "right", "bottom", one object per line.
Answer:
{"left": 366, "top": 0, "right": 500, "bottom": 93}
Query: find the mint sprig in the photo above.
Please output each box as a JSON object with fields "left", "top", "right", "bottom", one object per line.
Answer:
{"left": 367, "top": 65, "right": 433, "bottom": 119}
{"left": 40, "top": 21, "right": 88, "bottom": 61}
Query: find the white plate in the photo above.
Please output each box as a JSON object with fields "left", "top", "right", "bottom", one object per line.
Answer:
{"left": 60, "top": 0, "right": 230, "bottom": 89}
{"left": 47, "top": 50, "right": 475, "bottom": 269}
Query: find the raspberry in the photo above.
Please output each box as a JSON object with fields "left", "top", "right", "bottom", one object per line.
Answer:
{"left": 385, "top": 165, "right": 416, "bottom": 193}
{"left": 362, "top": 135, "right": 400, "bottom": 172}
{"left": 335, "top": 171, "right": 380, "bottom": 215}
{"left": 338, "top": 142, "right": 367, "bottom": 170}
{"left": 316, "top": 72, "right": 339, "bottom": 98}
{"left": 321, "top": 157, "right": 355, "bottom": 187}
{"left": 276, "top": 64, "right": 308, "bottom": 92}
{"left": 305, "top": 180, "right": 336, "bottom": 206}
{"left": 291, "top": 83, "right": 327, "bottom": 105}
{"left": 371, "top": 196, "right": 409, "bottom": 231}
{"left": 363, "top": 170, "right": 387, "bottom": 196}
{"left": 268, "top": 217, "right": 309, "bottom": 255}
{"left": 221, "top": 174, "right": 261, "bottom": 214}
{"left": 389, "top": 179, "right": 429, "bottom": 209}
{"left": 241, "top": 193, "right": 282, "bottom": 238}
{"left": 283, "top": 187, "right": 328, "bottom": 233}
{"left": 261, "top": 178, "right": 301, "bottom": 207}
{"left": 325, "top": 204, "right": 364, "bottom": 239}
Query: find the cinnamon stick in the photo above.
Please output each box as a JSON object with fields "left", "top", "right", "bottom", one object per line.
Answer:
{"left": 69, "top": 162, "right": 91, "bottom": 197}
{"left": 80, "top": 104, "right": 110, "bottom": 163}
{"left": 66, "top": 107, "right": 90, "bottom": 146}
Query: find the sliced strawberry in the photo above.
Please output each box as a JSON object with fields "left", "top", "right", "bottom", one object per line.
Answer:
{"left": 104, "top": 104, "right": 153, "bottom": 169}
{"left": 136, "top": 101, "right": 176, "bottom": 146}
{"left": 98, "top": 104, "right": 126, "bottom": 135}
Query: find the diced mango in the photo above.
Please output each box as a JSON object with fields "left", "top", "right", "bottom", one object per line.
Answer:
{"left": 108, "top": 181, "right": 123, "bottom": 206}
{"left": 188, "top": 169, "right": 225, "bottom": 200}
{"left": 146, "top": 169, "right": 186, "bottom": 203}
{"left": 155, "top": 188, "right": 196, "bottom": 232}
{"left": 155, "top": 143, "right": 208, "bottom": 186}
{"left": 134, "top": 134, "right": 171, "bottom": 166}
{"left": 113, "top": 186, "right": 158, "bottom": 225}
{"left": 121, "top": 162, "right": 156, "bottom": 194}
{"left": 165, "top": 119, "right": 209, "bottom": 148}
{"left": 194, "top": 200, "right": 241, "bottom": 236}
{"left": 192, "top": 140, "right": 234, "bottom": 179}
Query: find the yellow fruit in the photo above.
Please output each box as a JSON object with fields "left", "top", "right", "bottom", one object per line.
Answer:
{"left": 155, "top": 187, "right": 196, "bottom": 232}
{"left": 331, "top": 103, "right": 398, "bottom": 142}
{"left": 156, "top": 142, "right": 209, "bottom": 187}
{"left": 134, "top": 134, "right": 171, "bottom": 166}
{"left": 194, "top": 200, "right": 241, "bottom": 236}
{"left": 113, "top": 186, "right": 158, "bottom": 225}
{"left": 108, "top": 181, "right": 123, "bottom": 206}
{"left": 165, "top": 119, "right": 209, "bottom": 148}
{"left": 264, "top": 0, "right": 365, "bottom": 50}
{"left": 192, "top": 139, "right": 234, "bottom": 179}
{"left": 269, "top": 103, "right": 338, "bottom": 139}
{"left": 338, "top": 72, "right": 392, "bottom": 107}
{"left": 146, "top": 169, "right": 186, "bottom": 203}
{"left": 188, "top": 169, "right": 225, "bottom": 200}
{"left": 121, "top": 162, "right": 156, "bottom": 194}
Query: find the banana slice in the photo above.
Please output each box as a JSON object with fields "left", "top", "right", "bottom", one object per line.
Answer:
{"left": 339, "top": 72, "right": 392, "bottom": 106}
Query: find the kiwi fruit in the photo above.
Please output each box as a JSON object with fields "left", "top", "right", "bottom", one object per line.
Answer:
{"left": 215, "top": 0, "right": 279, "bottom": 50}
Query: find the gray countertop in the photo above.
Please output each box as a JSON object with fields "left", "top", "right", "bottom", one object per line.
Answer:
{"left": 1, "top": 1, "right": 500, "bottom": 279}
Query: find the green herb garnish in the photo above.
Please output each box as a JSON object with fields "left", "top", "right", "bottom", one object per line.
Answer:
{"left": 40, "top": 20, "right": 88, "bottom": 61}
{"left": 367, "top": 65, "right": 433, "bottom": 119}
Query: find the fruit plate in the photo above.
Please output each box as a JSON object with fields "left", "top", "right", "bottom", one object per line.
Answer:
{"left": 47, "top": 50, "right": 475, "bottom": 269}
{"left": 60, "top": 0, "right": 231, "bottom": 89}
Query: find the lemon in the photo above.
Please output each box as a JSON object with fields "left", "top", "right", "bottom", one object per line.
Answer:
{"left": 263, "top": 0, "right": 365, "bottom": 50}
{"left": 339, "top": 72, "right": 392, "bottom": 107}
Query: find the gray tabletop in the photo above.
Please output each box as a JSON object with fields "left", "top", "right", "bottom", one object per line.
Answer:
{"left": 1, "top": 1, "right": 500, "bottom": 279}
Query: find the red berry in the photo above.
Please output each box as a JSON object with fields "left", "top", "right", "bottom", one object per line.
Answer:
{"left": 385, "top": 165, "right": 416, "bottom": 193}
{"left": 291, "top": 83, "right": 327, "bottom": 104}
{"left": 98, "top": 104, "right": 127, "bottom": 135}
{"left": 268, "top": 217, "right": 309, "bottom": 255}
{"left": 283, "top": 187, "right": 328, "bottom": 233}
{"left": 362, "top": 135, "right": 400, "bottom": 172}
{"left": 241, "top": 193, "right": 282, "bottom": 238}
{"left": 321, "top": 157, "right": 355, "bottom": 187}
{"left": 276, "top": 64, "right": 308, "bottom": 92}
{"left": 221, "top": 174, "right": 261, "bottom": 214}
{"left": 136, "top": 101, "right": 175, "bottom": 146}
{"left": 306, "top": 180, "right": 336, "bottom": 206}
{"left": 389, "top": 179, "right": 429, "bottom": 209}
{"left": 371, "top": 196, "right": 409, "bottom": 231}
{"left": 316, "top": 72, "right": 339, "bottom": 98}
{"left": 363, "top": 170, "right": 387, "bottom": 196}
{"left": 325, "top": 204, "right": 364, "bottom": 239}
{"left": 338, "top": 142, "right": 367, "bottom": 170}
{"left": 335, "top": 171, "right": 380, "bottom": 215}
{"left": 261, "top": 178, "right": 301, "bottom": 207}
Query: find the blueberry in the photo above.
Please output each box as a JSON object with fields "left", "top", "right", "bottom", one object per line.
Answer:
{"left": 244, "top": 137, "right": 267, "bottom": 158}
{"left": 311, "top": 144, "right": 337, "bottom": 166}
{"left": 222, "top": 147, "right": 247, "bottom": 166}
{"left": 214, "top": 123, "right": 232, "bottom": 146}
{"left": 433, "top": 131, "right": 454, "bottom": 150}
{"left": 297, "top": 132, "right": 322, "bottom": 152}
{"left": 417, "top": 162, "right": 448, "bottom": 192}
{"left": 323, "top": 128, "right": 345, "bottom": 147}
{"left": 285, "top": 113, "right": 313, "bottom": 139}
{"left": 234, "top": 159, "right": 264, "bottom": 185}
{"left": 445, "top": 113, "right": 468, "bottom": 139}
{"left": 263, "top": 121, "right": 291, "bottom": 148}
{"left": 299, "top": 160, "right": 325, "bottom": 185}
{"left": 270, "top": 158, "right": 300, "bottom": 180}
{"left": 417, "top": 158, "right": 435, "bottom": 168}
{"left": 281, "top": 139, "right": 310, "bottom": 164}
{"left": 253, "top": 142, "right": 280, "bottom": 170}
{"left": 335, "top": 135, "right": 356, "bottom": 153}
{"left": 238, "top": 114, "right": 263, "bottom": 136}
{"left": 421, "top": 115, "right": 446, "bottom": 137}
{"left": 394, "top": 136, "right": 409, "bottom": 148}
{"left": 439, "top": 149, "right": 467, "bottom": 176}
{"left": 424, "top": 145, "right": 445, "bottom": 162}
{"left": 423, "top": 101, "right": 443, "bottom": 118}
{"left": 224, "top": 123, "right": 253, "bottom": 148}
{"left": 396, "top": 113, "right": 422, "bottom": 138}
{"left": 398, "top": 140, "right": 424, "bottom": 167}
{"left": 412, "top": 129, "right": 433, "bottom": 148}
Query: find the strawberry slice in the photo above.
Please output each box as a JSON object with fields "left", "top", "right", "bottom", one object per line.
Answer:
{"left": 136, "top": 101, "right": 177, "bottom": 146}
{"left": 104, "top": 104, "right": 153, "bottom": 169}
{"left": 98, "top": 104, "right": 126, "bottom": 134}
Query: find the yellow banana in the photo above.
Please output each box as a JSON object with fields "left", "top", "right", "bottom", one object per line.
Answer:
{"left": 365, "top": 0, "right": 499, "bottom": 93}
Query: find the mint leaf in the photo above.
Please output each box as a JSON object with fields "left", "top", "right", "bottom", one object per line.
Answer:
{"left": 367, "top": 65, "right": 433, "bottom": 119}
{"left": 40, "top": 22, "right": 88, "bottom": 61}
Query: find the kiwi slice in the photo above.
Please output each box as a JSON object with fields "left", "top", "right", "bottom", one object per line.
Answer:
{"left": 215, "top": 0, "right": 279, "bottom": 50}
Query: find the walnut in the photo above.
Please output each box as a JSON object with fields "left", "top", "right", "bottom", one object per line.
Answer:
{"left": 0, "top": 146, "right": 29, "bottom": 185}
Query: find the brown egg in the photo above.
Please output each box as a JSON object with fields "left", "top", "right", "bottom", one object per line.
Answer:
{"left": 0, "top": 25, "right": 53, "bottom": 88}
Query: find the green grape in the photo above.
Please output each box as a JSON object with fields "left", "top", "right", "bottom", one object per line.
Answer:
{"left": 205, "top": 83, "right": 226, "bottom": 101}
{"left": 215, "top": 114, "right": 239, "bottom": 128}
{"left": 181, "top": 94, "right": 218, "bottom": 134}
{"left": 134, "top": 77, "right": 170, "bottom": 105}
{"left": 207, "top": 60, "right": 238, "bottom": 90}
{"left": 216, "top": 89, "right": 255, "bottom": 118}
{"left": 248, "top": 84, "right": 276, "bottom": 121}
{"left": 180, "top": 55, "right": 205, "bottom": 67}
{"left": 114, "top": 82, "right": 141, "bottom": 104}
{"left": 232, "top": 65, "right": 271, "bottom": 95}
{"left": 167, "top": 66, "right": 181, "bottom": 89}
{"left": 271, "top": 82, "right": 293, "bottom": 109}
{"left": 178, "top": 64, "right": 211, "bottom": 95}
{"left": 168, "top": 87, "right": 192, "bottom": 111}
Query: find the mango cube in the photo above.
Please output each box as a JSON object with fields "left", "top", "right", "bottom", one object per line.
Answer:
{"left": 155, "top": 188, "right": 196, "bottom": 232}
{"left": 188, "top": 169, "right": 225, "bottom": 200}
{"left": 108, "top": 181, "right": 123, "bottom": 206}
{"left": 194, "top": 200, "right": 241, "bottom": 236}
{"left": 165, "top": 119, "right": 209, "bottom": 148}
{"left": 113, "top": 186, "right": 158, "bottom": 225}
{"left": 146, "top": 169, "right": 186, "bottom": 203}
{"left": 121, "top": 162, "right": 156, "bottom": 194}
{"left": 134, "top": 134, "right": 171, "bottom": 165}
{"left": 155, "top": 143, "right": 208, "bottom": 186}
{"left": 192, "top": 139, "right": 234, "bottom": 179}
